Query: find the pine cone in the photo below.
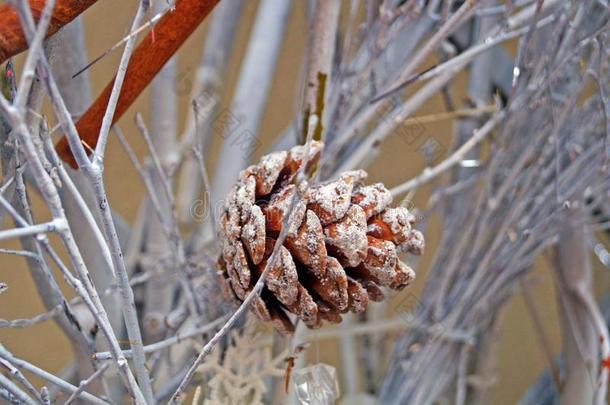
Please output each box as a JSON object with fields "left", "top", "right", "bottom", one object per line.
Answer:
{"left": 217, "top": 141, "right": 424, "bottom": 334}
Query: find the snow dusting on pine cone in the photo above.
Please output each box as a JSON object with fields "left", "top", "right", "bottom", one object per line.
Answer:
{"left": 217, "top": 141, "right": 424, "bottom": 334}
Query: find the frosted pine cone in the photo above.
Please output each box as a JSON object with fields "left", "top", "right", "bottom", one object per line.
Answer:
{"left": 217, "top": 141, "right": 424, "bottom": 334}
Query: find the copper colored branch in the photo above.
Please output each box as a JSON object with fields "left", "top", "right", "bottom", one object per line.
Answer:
{"left": 0, "top": 0, "right": 98, "bottom": 64}
{"left": 55, "top": 0, "right": 221, "bottom": 168}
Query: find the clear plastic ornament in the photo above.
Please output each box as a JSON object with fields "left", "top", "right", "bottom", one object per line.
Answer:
{"left": 293, "top": 363, "right": 340, "bottom": 405}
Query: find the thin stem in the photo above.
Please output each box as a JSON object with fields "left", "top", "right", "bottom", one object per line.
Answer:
{"left": 88, "top": 175, "right": 154, "bottom": 403}
{"left": 0, "top": 218, "right": 66, "bottom": 242}
{"left": 373, "top": 0, "right": 477, "bottom": 102}
{"left": 11, "top": 0, "right": 55, "bottom": 110}
{"left": 64, "top": 364, "right": 110, "bottom": 405}
{"left": 93, "top": 315, "right": 228, "bottom": 360}
{"left": 0, "top": 247, "right": 39, "bottom": 259}
{"left": 134, "top": 113, "right": 175, "bottom": 212}
{"left": 0, "top": 305, "right": 63, "bottom": 329}
{"left": 93, "top": 1, "right": 147, "bottom": 163}
{"left": 193, "top": 146, "right": 216, "bottom": 237}
{"left": 390, "top": 111, "right": 503, "bottom": 196}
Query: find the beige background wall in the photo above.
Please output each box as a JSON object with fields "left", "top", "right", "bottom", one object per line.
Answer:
{"left": 2, "top": 1, "right": 606, "bottom": 403}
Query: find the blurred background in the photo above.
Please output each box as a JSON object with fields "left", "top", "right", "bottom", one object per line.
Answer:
{"left": 0, "top": 1, "right": 608, "bottom": 403}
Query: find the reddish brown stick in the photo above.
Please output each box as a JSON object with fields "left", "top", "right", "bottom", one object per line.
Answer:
{"left": 0, "top": 0, "right": 98, "bottom": 64}
{"left": 55, "top": 0, "right": 221, "bottom": 168}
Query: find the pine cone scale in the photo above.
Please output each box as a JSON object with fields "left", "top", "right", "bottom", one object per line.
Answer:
{"left": 241, "top": 205, "right": 266, "bottom": 265}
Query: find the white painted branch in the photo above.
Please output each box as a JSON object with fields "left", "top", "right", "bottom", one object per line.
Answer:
{"left": 339, "top": 313, "right": 360, "bottom": 395}
{"left": 119, "top": 123, "right": 202, "bottom": 324}
{"left": 48, "top": 15, "right": 122, "bottom": 337}
{"left": 210, "top": 0, "right": 292, "bottom": 221}
{"left": 51, "top": 16, "right": 92, "bottom": 117}
{"left": 12, "top": 0, "right": 89, "bottom": 172}
{"left": 376, "top": 14, "right": 556, "bottom": 100}
{"left": 300, "top": 0, "right": 341, "bottom": 142}
{"left": 175, "top": 0, "right": 245, "bottom": 222}
{"left": 377, "top": 1, "right": 476, "bottom": 99}
{"left": 55, "top": 165, "right": 116, "bottom": 277}
{"left": 0, "top": 247, "right": 38, "bottom": 259}
{"left": 11, "top": 0, "right": 55, "bottom": 111}
{"left": 64, "top": 364, "right": 109, "bottom": 405}
{"left": 88, "top": 171, "right": 154, "bottom": 403}
{"left": 0, "top": 218, "right": 65, "bottom": 241}
{"left": 193, "top": 146, "right": 216, "bottom": 241}
{"left": 93, "top": 315, "right": 228, "bottom": 360}
{"left": 144, "top": 0, "right": 178, "bottom": 342}
{"left": 93, "top": 2, "right": 147, "bottom": 163}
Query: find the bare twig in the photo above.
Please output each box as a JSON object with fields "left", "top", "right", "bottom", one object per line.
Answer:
{"left": 64, "top": 364, "right": 110, "bottom": 405}
{"left": 371, "top": 0, "right": 478, "bottom": 102}
{"left": 390, "top": 111, "right": 503, "bottom": 197}
{"left": 93, "top": 1, "right": 147, "bottom": 163}
{"left": 210, "top": 0, "right": 292, "bottom": 223}
{"left": 142, "top": 0, "right": 178, "bottom": 345}
{"left": 0, "top": 218, "right": 65, "bottom": 241}
{"left": 10, "top": 0, "right": 56, "bottom": 110}
{"left": 93, "top": 315, "right": 228, "bottom": 361}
